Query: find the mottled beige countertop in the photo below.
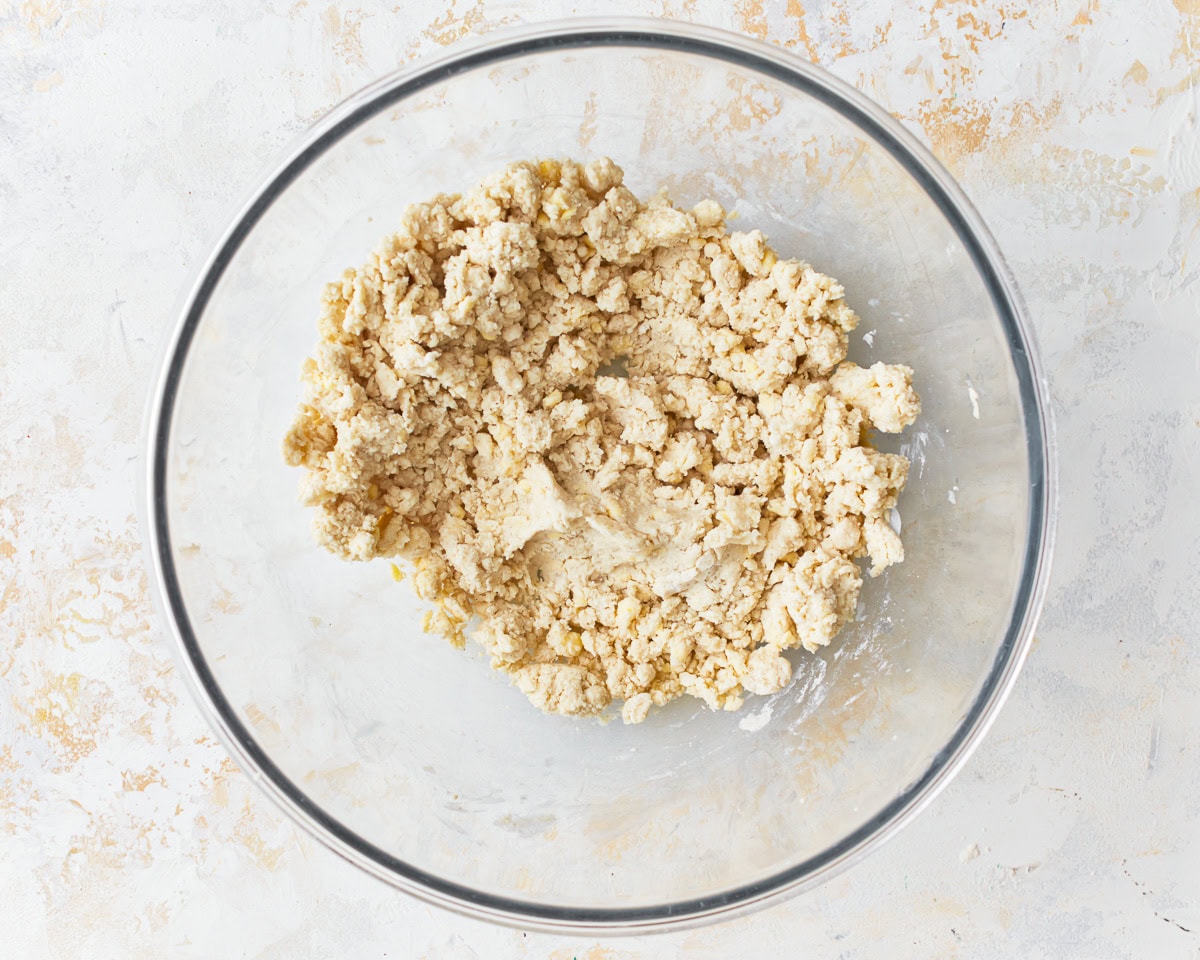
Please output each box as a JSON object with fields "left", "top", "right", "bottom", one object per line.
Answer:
{"left": 2, "top": 0, "right": 1199, "bottom": 957}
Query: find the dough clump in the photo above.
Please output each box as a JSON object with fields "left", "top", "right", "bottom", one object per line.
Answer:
{"left": 284, "top": 158, "right": 920, "bottom": 723}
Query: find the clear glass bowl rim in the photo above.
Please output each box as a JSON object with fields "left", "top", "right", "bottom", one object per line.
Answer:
{"left": 142, "top": 16, "right": 1057, "bottom": 934}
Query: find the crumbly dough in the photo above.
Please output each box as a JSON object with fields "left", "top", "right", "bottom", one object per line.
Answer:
{"left": 283, "top": 158, "right": 921, "bottom": 724}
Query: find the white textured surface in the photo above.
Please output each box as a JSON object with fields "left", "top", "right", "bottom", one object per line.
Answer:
{"left": 2, "top": 1, "right": 1199, "bottom": 957}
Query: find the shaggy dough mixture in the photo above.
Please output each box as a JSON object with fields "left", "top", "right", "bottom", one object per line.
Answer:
{"left": 283, "top": 158, "right": 920, "bottom": 724}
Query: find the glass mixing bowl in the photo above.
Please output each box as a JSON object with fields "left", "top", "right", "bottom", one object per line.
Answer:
{"left": 143, "top": 18, "right": 1055, "bottom": 933}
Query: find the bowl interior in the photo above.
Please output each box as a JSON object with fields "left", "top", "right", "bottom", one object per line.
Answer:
{"left": 159, "top": 35, "right": 1039, "bottom": 917}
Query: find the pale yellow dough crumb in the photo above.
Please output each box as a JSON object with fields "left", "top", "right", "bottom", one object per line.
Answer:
{"left": 283, "top": 158, "right": 921, "bottom": 723}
